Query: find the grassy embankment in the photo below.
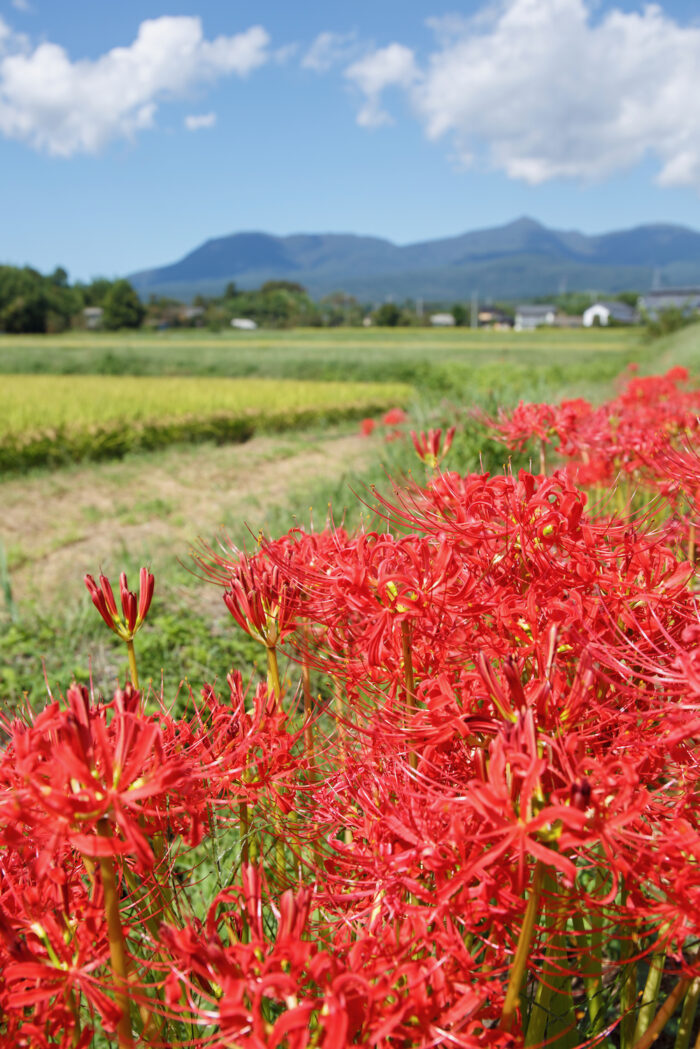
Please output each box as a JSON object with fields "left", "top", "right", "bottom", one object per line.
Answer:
{"left": 0, "top": 324, "right": 679, "bottom": 707}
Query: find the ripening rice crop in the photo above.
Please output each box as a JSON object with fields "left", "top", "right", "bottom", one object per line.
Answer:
{"left": 0, "top": 374, "right": 413, "bottom": 470}
{"left": 0, "top": 367, "right": 699, "bottom": 1049}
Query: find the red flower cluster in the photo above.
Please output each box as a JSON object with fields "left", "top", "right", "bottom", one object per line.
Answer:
{"left": 1, "top": 369, "right": 699, "bottom": 1047}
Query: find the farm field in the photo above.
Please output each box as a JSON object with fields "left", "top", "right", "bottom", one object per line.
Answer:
{"left": 0, "top": 373, "right": 411, "bottom": 471}
{"left": 0, "top": 324, "right": 641, "bottom": 384}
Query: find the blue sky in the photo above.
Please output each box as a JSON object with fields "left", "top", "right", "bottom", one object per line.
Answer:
{"left": 2, "top": 0, "right": 700, "bottom": 280}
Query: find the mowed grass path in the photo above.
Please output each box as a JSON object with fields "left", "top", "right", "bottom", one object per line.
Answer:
{"left": 0, "top": 374, "right": 412, "bottom": 471}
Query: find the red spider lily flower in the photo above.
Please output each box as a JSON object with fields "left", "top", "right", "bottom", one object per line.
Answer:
{"left": 222, "top": 553, "right": 299, "bottom": 648}
{"left": 0, "top": 683, "right": 209, "bottom": 871}
{"left": 382, "top": 407, "right": 407, "bottom": 426}
{"left": 411, "top": 426, "right": 456, "bottom": 469}
{"left": 360, "top": 417, "right": 376, "bottom": 437}
{"left": 84, "top": 568, "right": 154, "bottom": 641}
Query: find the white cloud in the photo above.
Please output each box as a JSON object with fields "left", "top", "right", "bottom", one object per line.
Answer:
{"left": 184, "top": 111, "right": 216, "bottom": 131}
{"left": 345, "top": 43, "right": 418, "bottom": 127}
{"left": 346, "top": 0, "right": 700, "bottom": 189}
{"left": 302, "top": 31, "right": 359, "bottom": 73}
{"left": 273, "top": 42, "right": 298, "bottom": 65}
{"left": 11, "top": 0, "right": 33, "bottom": 12}
{"left": 0, "top": 17, "right": 269, "bottom": 156}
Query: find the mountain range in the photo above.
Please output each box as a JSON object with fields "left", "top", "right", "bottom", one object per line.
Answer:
{"left": 128, "top": 217, "right": 700, "bottom": 302}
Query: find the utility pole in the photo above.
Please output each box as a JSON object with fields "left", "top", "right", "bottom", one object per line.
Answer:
{"left": 471, "top": 289, "right": 478, "bottom": 329}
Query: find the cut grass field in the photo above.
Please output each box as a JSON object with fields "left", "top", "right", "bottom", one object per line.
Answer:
{"left": 0, "top": 374, "right": 412, "bottom": 471}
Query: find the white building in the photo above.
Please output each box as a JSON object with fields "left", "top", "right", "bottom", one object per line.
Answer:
{"left": 583, "top": 301, "right": 637, "bottom": 327}
{"left": 514, "top": 305, "right": 556, "bottom": 331}
{"left": 430, "top": 313, "right": 456, "bottom": 327}
{"left": 231, "top": 318, "right": 258, "bottom": 331}
{"left": 82, "top": 306, "right": 103, "bottom": 330}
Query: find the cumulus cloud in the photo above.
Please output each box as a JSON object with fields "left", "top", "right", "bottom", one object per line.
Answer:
{"left": 184, "top": 111, "right": 216, "bottom": 131}
{"left": 346, "top": 0, "right": 700, "bottom": 188}
{"left": 0, "top": 16, "right": 269, "bottom": 155}
{"left": 302, "top": 31, "right": 359, "bottom": 73}
{"left": 345, "top": 43, "right": 418, "bottom": 127}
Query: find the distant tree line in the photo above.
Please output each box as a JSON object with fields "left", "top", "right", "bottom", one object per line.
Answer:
{"left": 0, "top": 261, "right": 653, "bottom": 333}
{"left": 0, "top": 265, "right": 145, "bottom": 333}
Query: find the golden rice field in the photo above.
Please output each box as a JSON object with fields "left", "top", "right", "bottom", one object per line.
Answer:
{"left": 0, "top": 374, "right": 413, "bottom": 471}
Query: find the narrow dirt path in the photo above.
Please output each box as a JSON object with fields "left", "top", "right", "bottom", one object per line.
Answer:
{"left": 1, "top": 428, "right": 376, "bottom": 608}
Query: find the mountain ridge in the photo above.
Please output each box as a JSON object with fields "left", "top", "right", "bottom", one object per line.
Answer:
{"left": 129, "top": 217, "right": 700, "bottom": 302}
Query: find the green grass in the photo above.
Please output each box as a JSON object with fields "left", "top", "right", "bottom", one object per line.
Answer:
{"left": 0, "top": 326, "right": 640, "bottom": 388}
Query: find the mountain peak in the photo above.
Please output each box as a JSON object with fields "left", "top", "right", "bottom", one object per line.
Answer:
{"left": 128, "top": 218, "right": 700, "bottom": 302}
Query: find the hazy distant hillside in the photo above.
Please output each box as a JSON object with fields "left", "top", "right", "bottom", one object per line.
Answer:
{"left": 129, "top": 217, "right": 700, "bottom": 302}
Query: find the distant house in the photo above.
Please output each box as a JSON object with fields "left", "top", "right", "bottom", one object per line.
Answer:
{"left": 430, "top": 313, "right": 456, "bottom": 327}
{"left": 638, "top": 288, "right": 700, "bottom": 319}
{"left": 179, "top": 306, "right": 205, "bottom": 326}
{"left": 478, "top": 307, "right": 513, "bottom": 329}
{"left": 82, "top": 306, "right": 103, "bottom": 330}
{"left": 583, "top": 301, "right": 638, "bottom": 327}
{"left": 231, "top": 318, "right": 258, "bottom": 331}
{"left": 514, "top": 305, "right": 556, "bottom": 331}
{"left": 553, "top": 313, "right": 583, "bottom": 328}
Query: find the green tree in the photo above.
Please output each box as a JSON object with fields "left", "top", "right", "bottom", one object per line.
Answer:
{"left": 374, "top": 302, "right": 402, "bottom": 327}
{"left": 102, "top": 280, "right": 146, "bottom": 330}
{"left": 452, "top": 304, "right": 468, "bottom": 326}
{"left": 260, "top": 280, "right": 306, "bottom": 294}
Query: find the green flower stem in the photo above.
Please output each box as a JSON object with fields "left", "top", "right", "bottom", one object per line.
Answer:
{"left": 266, "top": 643, "right": 281, "bottom": 707}
{"left": 631, "top": 977, "right": 691, "bottom": 1049}
{"left": 673, "top": 977, "right": 700, "bottom": 1049}
{"left": 634, "top": 951, "right": 667, "bottom": 1045}
{"left": 572, "top": 898, "right": 605, "bottom": 1033}
{"left": 501, "top": 860, "right": 545, "bottom": 1032}
{"left": 126, "top": 638, "right": 139, "bottom": 690}
{"left": 96, "top": 820, "right": 134, "bottom": 1048}
{"left": 527, "top": 871, "right": 577, "bottom": 1049}
{"left": 525, "top": 869, "right": 560, "bottom": 1046}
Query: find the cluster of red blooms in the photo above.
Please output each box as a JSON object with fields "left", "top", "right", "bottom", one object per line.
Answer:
{"left": 360, "top": 407, "right": 408, "bottom": 440}
{"left": 1, "top": 384, "right": 699, "bottom": 1047}
{"left": 486, "top": 366, "right": 700, "bottom": 496}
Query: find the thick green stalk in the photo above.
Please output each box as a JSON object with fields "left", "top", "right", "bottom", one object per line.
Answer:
{"left": 631, "top": 977, "right": 691, "bottom": 1049}
{"left": 501, "top": 861, "right": 545, "bottom": 1032}
{"left": 67, "top": 988, "right": 81, "bottom": 1047}
{"left": 97, "top": 821, "right": 134, "bottom": 1047}
{"left": 634, "top": 951, "right": 667, "bottom": 1045}
{"left": 674, "top": 977, "right": 700, "bottom": 1049}
{"left": 572, "top": 902, "right": 605, "bottom": 1032}
{"left": 126, "top": 638, "right": 139, "bottom": 690}
{"left": 266, "top": 643, "right": 281, "bottom": 706}
{"left": 525, "top": 870, "right": 560, "bottom": 1046}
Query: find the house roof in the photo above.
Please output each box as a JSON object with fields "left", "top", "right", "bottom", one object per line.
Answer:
{"left": 588, "top": 301, "right": 637, "bottom": 322}
{"left": 515, "top": 304, "right": 556, "bottom": 316}
{"left": 639, "top": 288, "right": 700, "bottom": 309}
